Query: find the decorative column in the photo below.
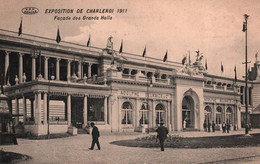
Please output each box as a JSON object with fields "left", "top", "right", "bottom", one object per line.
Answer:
{"left": 67, "top": 94, "right": 71, "bottom": 126}
{"left": 83, "top": 95, "right": 88, "bottom": 127}
{"left": 15, "top": 98, "right": 19, "bottom": 125}
{"left": 44, "top": 56, "right": 49, "bottom": 80}
{"left": 56, "top": 58, "right": 60, "bottom": 80}
{"left": 213, "top": 103, "right": 216, "bottom": 123}
{"left": 67, "top": 60, "right": 71, "bottom": 82}
{"left": 35, "top": 92, "right": 42, "bottom": 125}
{"left": 19, "top": 53, "right": 24, "bottom": 83}
{"left": 31, "top": 54, "right": 36, "bottom": 80}
{"left": 78, "top": 61, "right": 82, "bottom": 79}
{"left": 135, "top": 99, "right": 139, "bottom": 127}
{"left": 43, "top": 92, "right": 47, "bottom": 125}
{"left": 5, "top": 51, "right": 10, "bottom": 85}
{"left": 224, "top": 104, "right": 226, "bottom": 123}
{"left": 152, "top": 100, "right": 155, "bottom": 128}
{"left": 167, "top": 101, "right": 171, "bottom": 131}
{"left": 104, "top": 96, "right": 108, "bottom": 124}
{"left": 23, "top": 96, "right": 27, "bottom": 124}
{"left": 88, "top": 63, "right": 92, "bottom": 78}
{"left": 170, "top": 101, "right": 174, "bottom": 131}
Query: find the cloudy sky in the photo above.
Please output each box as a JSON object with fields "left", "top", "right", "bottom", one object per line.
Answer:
{"left": 1, "top": 0, "right": 260, "bottom": 79}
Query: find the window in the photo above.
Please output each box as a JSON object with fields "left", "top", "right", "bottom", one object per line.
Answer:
{"left": 121, "top": 102, "right": 133, "bottom": 125}
{"left": 204, "top": 106, "right": 211, "bottom": 123}
{"left": 226, "top": 107, "right": 232, "bottom": 124}
{"left": 155, "top": 104, "right": 165, "bottom": 124}
{"left": 139, "top": 103, "right": 149, "bottom": 125}
{"left": 87, "top": 98, "right": 104, "bottom": 121}
{"left": 216, "top": 106, "right": 222, "bottom": 124}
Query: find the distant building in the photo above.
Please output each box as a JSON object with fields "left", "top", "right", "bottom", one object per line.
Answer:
{"left": 0, "top": 29, "right": 256, "bottom": 136}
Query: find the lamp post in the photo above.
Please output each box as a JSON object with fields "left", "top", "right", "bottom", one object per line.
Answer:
{"left": 47, "top": 63, "right": 54, "bottom": 139}
{"left": 243, "top": 14, "right": 249, "bottom": 135}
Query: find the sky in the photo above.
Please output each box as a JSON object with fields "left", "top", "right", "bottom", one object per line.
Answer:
{"left": 1, "top": 0, "right": 260, "bottom": 79}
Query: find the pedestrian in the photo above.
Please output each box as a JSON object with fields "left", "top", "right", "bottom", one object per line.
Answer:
{"left": 222, "top": 122, "right": 226, "bottom": 133}
{"left": 203, "top": 121, "right": 207, "bottom": 132}
{"left": 207, "top": 121, "right": 211, "bottom": 132}
{"left": 249, "top": 123, "right": 252, "bottom": 131}
{"left": 89, "top": 122, "right": 101, "bottom": 150}
{"left": 183, "top": 119, "right": 187, "bottom": 130}
{"left": 212, "top": 121, "right": 215, "bottom": 132}
{"left": 156, "top": 122, "right": 168, "bottom": 151}
{"left": 226, "top": 122, "right": 230, "bottom": 133}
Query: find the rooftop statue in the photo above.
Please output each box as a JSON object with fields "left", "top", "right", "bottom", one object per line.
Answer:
{"left": 106, "top": 36, "right": 113, "bottom": 50}
{"left": 195, "top": 50, "right": 203, "bottom": 62}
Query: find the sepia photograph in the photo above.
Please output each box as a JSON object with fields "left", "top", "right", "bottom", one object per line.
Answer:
{"left": 1, "top": 0, "right": 260, "bottom": 163}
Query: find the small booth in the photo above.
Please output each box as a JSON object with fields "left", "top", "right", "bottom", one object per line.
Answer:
{"left": 0, "top": 93, "right": 17, "bottom": 145}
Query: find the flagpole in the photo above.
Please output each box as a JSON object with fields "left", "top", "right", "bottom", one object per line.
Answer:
{"left": 20, "top": 17, "right": 23, "bottom": 38}
{"left": 244, "top": 14, "right": 249, "bottom": 135}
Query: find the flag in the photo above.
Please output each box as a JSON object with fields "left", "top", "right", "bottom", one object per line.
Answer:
{"left": 119, "top": 40, "right": 123, "bottom": 54}
{"left": 205, "top": 59, "right": 208, "bottom": 70}
{"left": 163, "top": 50, "right": 168, "bottom": 62}
{"left": 188, "top": 53, "right": 191, "bottom": 65}
{"left": 56, "top": 27, "right": 61, "bottom": 43}
{"left": 5, "top": 66, "right": 9, "bottom": 85}
{"left": 182, "top": 56, "right": 186, "bottom": 65}
{"left": 18, "top": 18, "right": 22, "bottom": 36}
{"left": 142, "top": 46, "right": 146, "bottom": 57}
{"left": 87, "top": 35, "right": 90, "bottom": 47}
{"left": 221, "top": 62, "right": 224, "bottom": 72}
{"left": 234, "top": 65, "right": 237, "bottom": 82}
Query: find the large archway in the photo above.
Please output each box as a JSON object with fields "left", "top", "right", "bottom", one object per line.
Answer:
{"left": 182, "top": 96, "right": 194, "bottom": 129}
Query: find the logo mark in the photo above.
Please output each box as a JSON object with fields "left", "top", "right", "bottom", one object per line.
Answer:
{"left": 22, "top": 7, "right": 39, "bottom": 15}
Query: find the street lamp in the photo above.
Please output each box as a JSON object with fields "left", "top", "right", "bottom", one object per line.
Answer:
{"left": 47, "top": 63, "right": 54, "bottom": 139}
{"left": 242, "top": 14, "right": 249, "bottom": 135}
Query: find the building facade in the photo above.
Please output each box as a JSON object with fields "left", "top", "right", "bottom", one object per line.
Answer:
{"left": 0, "top": 29, "right": 256, "bottom": 136}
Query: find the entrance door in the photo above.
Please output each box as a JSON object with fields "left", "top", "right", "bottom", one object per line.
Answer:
{"left": 71, "top": 98, "right": 83, "bottom": 128}
{"left": 182, "top": 96, "right": 194, "bottom": 129}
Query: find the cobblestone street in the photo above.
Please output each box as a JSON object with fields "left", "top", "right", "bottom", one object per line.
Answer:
{"left": 1, "top": 129, "right": 260, "bottom": 164}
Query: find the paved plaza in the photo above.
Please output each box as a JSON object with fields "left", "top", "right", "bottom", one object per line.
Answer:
{"left": 1, "top": 129, "right": 260, "bottom": 164}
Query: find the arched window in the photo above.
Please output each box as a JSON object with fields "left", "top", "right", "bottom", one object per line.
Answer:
{"left": 139, "top": 103, "right": 149, "bottom": 125}
{"left": 155, "top": 104, "right": 165, "bottom": 125}
{"left": 216, "top": 106, "right": 222, "bottom": 124}
{"left": 204, "top": 106, "right": 211, "bottom": 123}
{"left": 226, "top": 107, "right": 232, "bottom": 124}
{"left": 121, "top": 102, "right": 133, "bottom": 125}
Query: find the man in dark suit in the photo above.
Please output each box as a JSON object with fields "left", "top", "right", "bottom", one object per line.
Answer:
{"left": 156, "top": 122, "right": 168, "bottom": 151}
{"left": 89, "top": 122, "right": 101, "bottom": 150}
{"left": 212, "top": 121, "right": 216, "bottom": 132}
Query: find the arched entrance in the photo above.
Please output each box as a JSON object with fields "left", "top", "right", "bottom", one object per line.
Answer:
{"left": 121, "top": 102, "right": 133, "bottom": 126}
{"left": 216, "top": 106, "right": 223, "bottom": 125}
{"left": 155, "top": 103, "right": 166, "bottom": 125}
{"left": 182, "top": 96, "right": 194, "bottom": 129}
{"left": 226, "top": 107, "right": 233, "bottom": 124}
{"left": 204, "top": 106, "right": 212, "bottom": 123}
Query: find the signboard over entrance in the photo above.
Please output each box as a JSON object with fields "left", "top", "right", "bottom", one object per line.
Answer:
{"left": 120, "top": 90, "right": 171, "bottom": 100}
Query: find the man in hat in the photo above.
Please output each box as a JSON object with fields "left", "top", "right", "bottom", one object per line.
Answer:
{"left": 156, "top": 122, "right": 168, "bottom": 151}
{"left": 89, "top": 122, "right": 101, "bottom": 150}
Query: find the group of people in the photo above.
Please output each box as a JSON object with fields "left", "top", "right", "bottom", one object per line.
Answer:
{"left": 203, "top": 121, "right": 234, "bottom": 133}
{"left": 203, "top": 121, "right": 216, "bottom": 132}
{"left": 221, "top": 122, "right": 231, "bottom": 133}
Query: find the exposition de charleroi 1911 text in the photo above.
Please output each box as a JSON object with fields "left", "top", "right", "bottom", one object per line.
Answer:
{"left": 44, "top": 8, "right": 128, "bottom": 21}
